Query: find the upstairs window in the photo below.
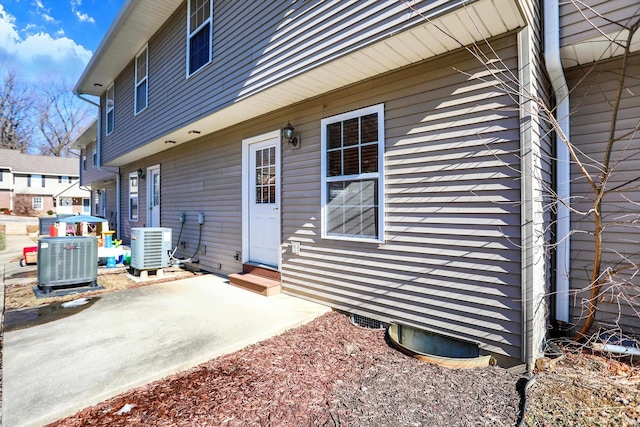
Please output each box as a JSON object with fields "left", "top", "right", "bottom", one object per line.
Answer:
{"left": 82, "top": 151, "right": 87, "bottom": 171}
{"left": 135, "top": 45, "right": 148, "bottom": 114}
{"left": 59, "top": 176, "right": 70, "bottom": 184}
{"left": 187, "top": 0, "right": 212, "bottom": 76}
{"left": 92, "top": 144, "right": 97, "bottom": 166}
{"left": 321, "top": 104, "right": 385, "bottom": 242}
{"left": 106, "top": 83, "right": 115, "bottom": 135}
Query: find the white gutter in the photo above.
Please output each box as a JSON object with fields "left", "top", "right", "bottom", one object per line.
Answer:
{"left": 75, "top": 94, "right": 121, "bottom": 240}
{"left": 544, "top": 0, "right": 571, "bottom": 323}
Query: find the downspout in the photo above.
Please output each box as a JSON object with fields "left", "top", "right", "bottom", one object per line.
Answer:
{"left": 544, "top": 0, "right": 571, "bottom": 323}
{"left": 76, "top": 94, "right": 121, "bottom": 240}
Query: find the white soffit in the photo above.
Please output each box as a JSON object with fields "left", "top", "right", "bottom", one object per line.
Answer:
{"left": 74, "top": 0, "right": 182, "bottom": 95}
{"left": 560, "top": 29, "right": 640, "bottom": 68}
{"left": 104, "top": 0, "right": 526, "bottom": 166}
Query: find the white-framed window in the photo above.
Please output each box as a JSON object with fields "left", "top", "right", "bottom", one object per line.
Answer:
{"left": 32, "top": 196, "right": 43, "bottom": 210}
{"left": 135, "top": 45, "right": 148, "bottom": 114}
{"left": 129, "top": 172, "right": 139, "bottom": 221}
{"left": 82, "top": 151, "right": 87, "bottom": 171}
{"left": 186, "top": 0, "right": 212, "bottom": 76}
{"left": 106, "top": 83, "right": 115, "bottom": 135}
{"left": 92, "top": 144, "right": 97, "bottom": 166}
{"left": 59, "top": 175, "right": 70, "bottom": 184}
{"left": 320, "top": 104, "right": 385, "bottom": 242}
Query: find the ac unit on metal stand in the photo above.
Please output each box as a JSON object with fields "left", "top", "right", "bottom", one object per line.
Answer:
{"left": 130, "top": 227, "right": 172, "bottom": 271}
{"left": 37, "top": 236, "right": 98, "bottom": 293}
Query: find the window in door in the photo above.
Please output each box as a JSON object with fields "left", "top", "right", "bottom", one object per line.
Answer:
{"left": 255, "top": 146, "right": 276, "bottom": 204}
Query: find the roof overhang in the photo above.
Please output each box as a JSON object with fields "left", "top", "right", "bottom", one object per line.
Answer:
{"left": 70, "top": 119, "right": 98, "bottom": 149}
{"left": 561, "top": 29, "right": 640, "bottom": 68}
{"left": 81, "top": 0, "right": 526, "bottom": 167}
{"left": 74, "top": 0, "right": 182, "bottom": 96}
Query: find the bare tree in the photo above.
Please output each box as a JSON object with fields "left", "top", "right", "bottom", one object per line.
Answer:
{"left": 399, "top": 0, "right": 640, "bottom": 341}
{"left": 0, "top": 69, "right": 33, "bottom": 151}
{"left": 34, "top": 78, "right": 93, "bottom": 157}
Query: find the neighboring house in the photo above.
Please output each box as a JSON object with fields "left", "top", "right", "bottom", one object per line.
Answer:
{"left": 73, "top": 0, "right": 639, "bottom": 368}
{"left": 70, "top": 120, "right": 120, "bottom": 230}
{"left": 0, "top": 149, "right": 90, "bottom": 215}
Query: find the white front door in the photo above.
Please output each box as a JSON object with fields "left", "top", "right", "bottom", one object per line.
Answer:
{"left": 147, "top": 165, "right": 160, "bottom": 227}
{"left": 244, "top": 133, "right": 281, "bottom": 267}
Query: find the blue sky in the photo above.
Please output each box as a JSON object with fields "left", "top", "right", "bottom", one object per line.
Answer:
{"left": 0, "top": 0, "right": 125, "bottom": 85}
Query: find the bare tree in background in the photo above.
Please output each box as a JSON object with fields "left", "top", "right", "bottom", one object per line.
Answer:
{"left": 399, "top": 0, "right": 640, "bottom": 341}
{"left": 0, "top": 69, "right": 33, "bottom": 151}
{"left": 34, "top": 78, "right": 93, "bottom": 157}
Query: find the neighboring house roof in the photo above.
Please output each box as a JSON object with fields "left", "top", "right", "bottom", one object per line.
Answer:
{"left": 54, "top": 181, "right": 87, "bottom": 198}
{"left": 0, "top": 149, "right": 79, "bottom": 176}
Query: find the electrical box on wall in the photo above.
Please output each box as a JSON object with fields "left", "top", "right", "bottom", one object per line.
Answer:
{"left": 198, "top": 213, "right": 205, "bottom": 224}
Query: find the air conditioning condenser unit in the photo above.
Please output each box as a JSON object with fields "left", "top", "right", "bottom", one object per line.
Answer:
{"left": 130, "top": 227, "right": 172, "bottom": 271}
{"left": 37, "top": 236, "right": 98, "bottom": 293}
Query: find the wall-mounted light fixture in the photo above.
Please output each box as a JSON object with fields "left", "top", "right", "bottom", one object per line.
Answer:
{"left": 283, "top": 121, "right": 300, "bottom": 149}
{"left": 137, "top": 168, "right": 145, "bottom": 180}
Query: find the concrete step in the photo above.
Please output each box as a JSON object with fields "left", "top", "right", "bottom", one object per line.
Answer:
{"left": 228, "top": 272, "right": 281, "bottom": 297}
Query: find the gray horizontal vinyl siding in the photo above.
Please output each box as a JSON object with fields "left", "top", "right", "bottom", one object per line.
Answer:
{"left": 567, "top": 52, "right": 640, "bottom": 334}
{"left": 282, "top": 34, "right": 523, "bottom": 358}
{"left": 101, "top": 0, "right": 470, "bottom": 164}
{"left": 560, "top": 0, "right": 640, "bottom": 48}
{"left": 117, "top": 123, "right": 263, "bottom": 273}
{"left": 81, "top": 142, "right": 116, "bottom": 186}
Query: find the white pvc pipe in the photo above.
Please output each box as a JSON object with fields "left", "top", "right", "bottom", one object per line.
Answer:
{"left": 592, "top": 343, "right": 640, "bottom": 356}
{"left": 544, "top": 0, "right": 571, "bottom": 323}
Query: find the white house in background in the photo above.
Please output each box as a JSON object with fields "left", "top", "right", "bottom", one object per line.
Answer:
{"left": 0, "top": 149, "right": 90, "bottom": 215}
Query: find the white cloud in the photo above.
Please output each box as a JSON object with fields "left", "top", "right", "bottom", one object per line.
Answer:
{"left": 71, "top": 0, "right": 95, "bottom": 24}
{"left": 0, "top": 5, "right": 92, "bottom": 83}
{"left": 34, "top": 0, "right": 56, "bottom": 23}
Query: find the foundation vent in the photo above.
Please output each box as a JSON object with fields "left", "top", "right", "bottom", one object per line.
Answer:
{"left": 350, "top": 313, "right": 386, "bottom": 329}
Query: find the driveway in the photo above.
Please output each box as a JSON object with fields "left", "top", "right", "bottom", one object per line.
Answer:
{"left": 2, "top": 275, "right": 330, "bottom": 427}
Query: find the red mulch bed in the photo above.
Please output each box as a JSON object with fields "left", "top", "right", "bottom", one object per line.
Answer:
{"left": 47, "top": 311, "right": 521, "bottom": 426}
